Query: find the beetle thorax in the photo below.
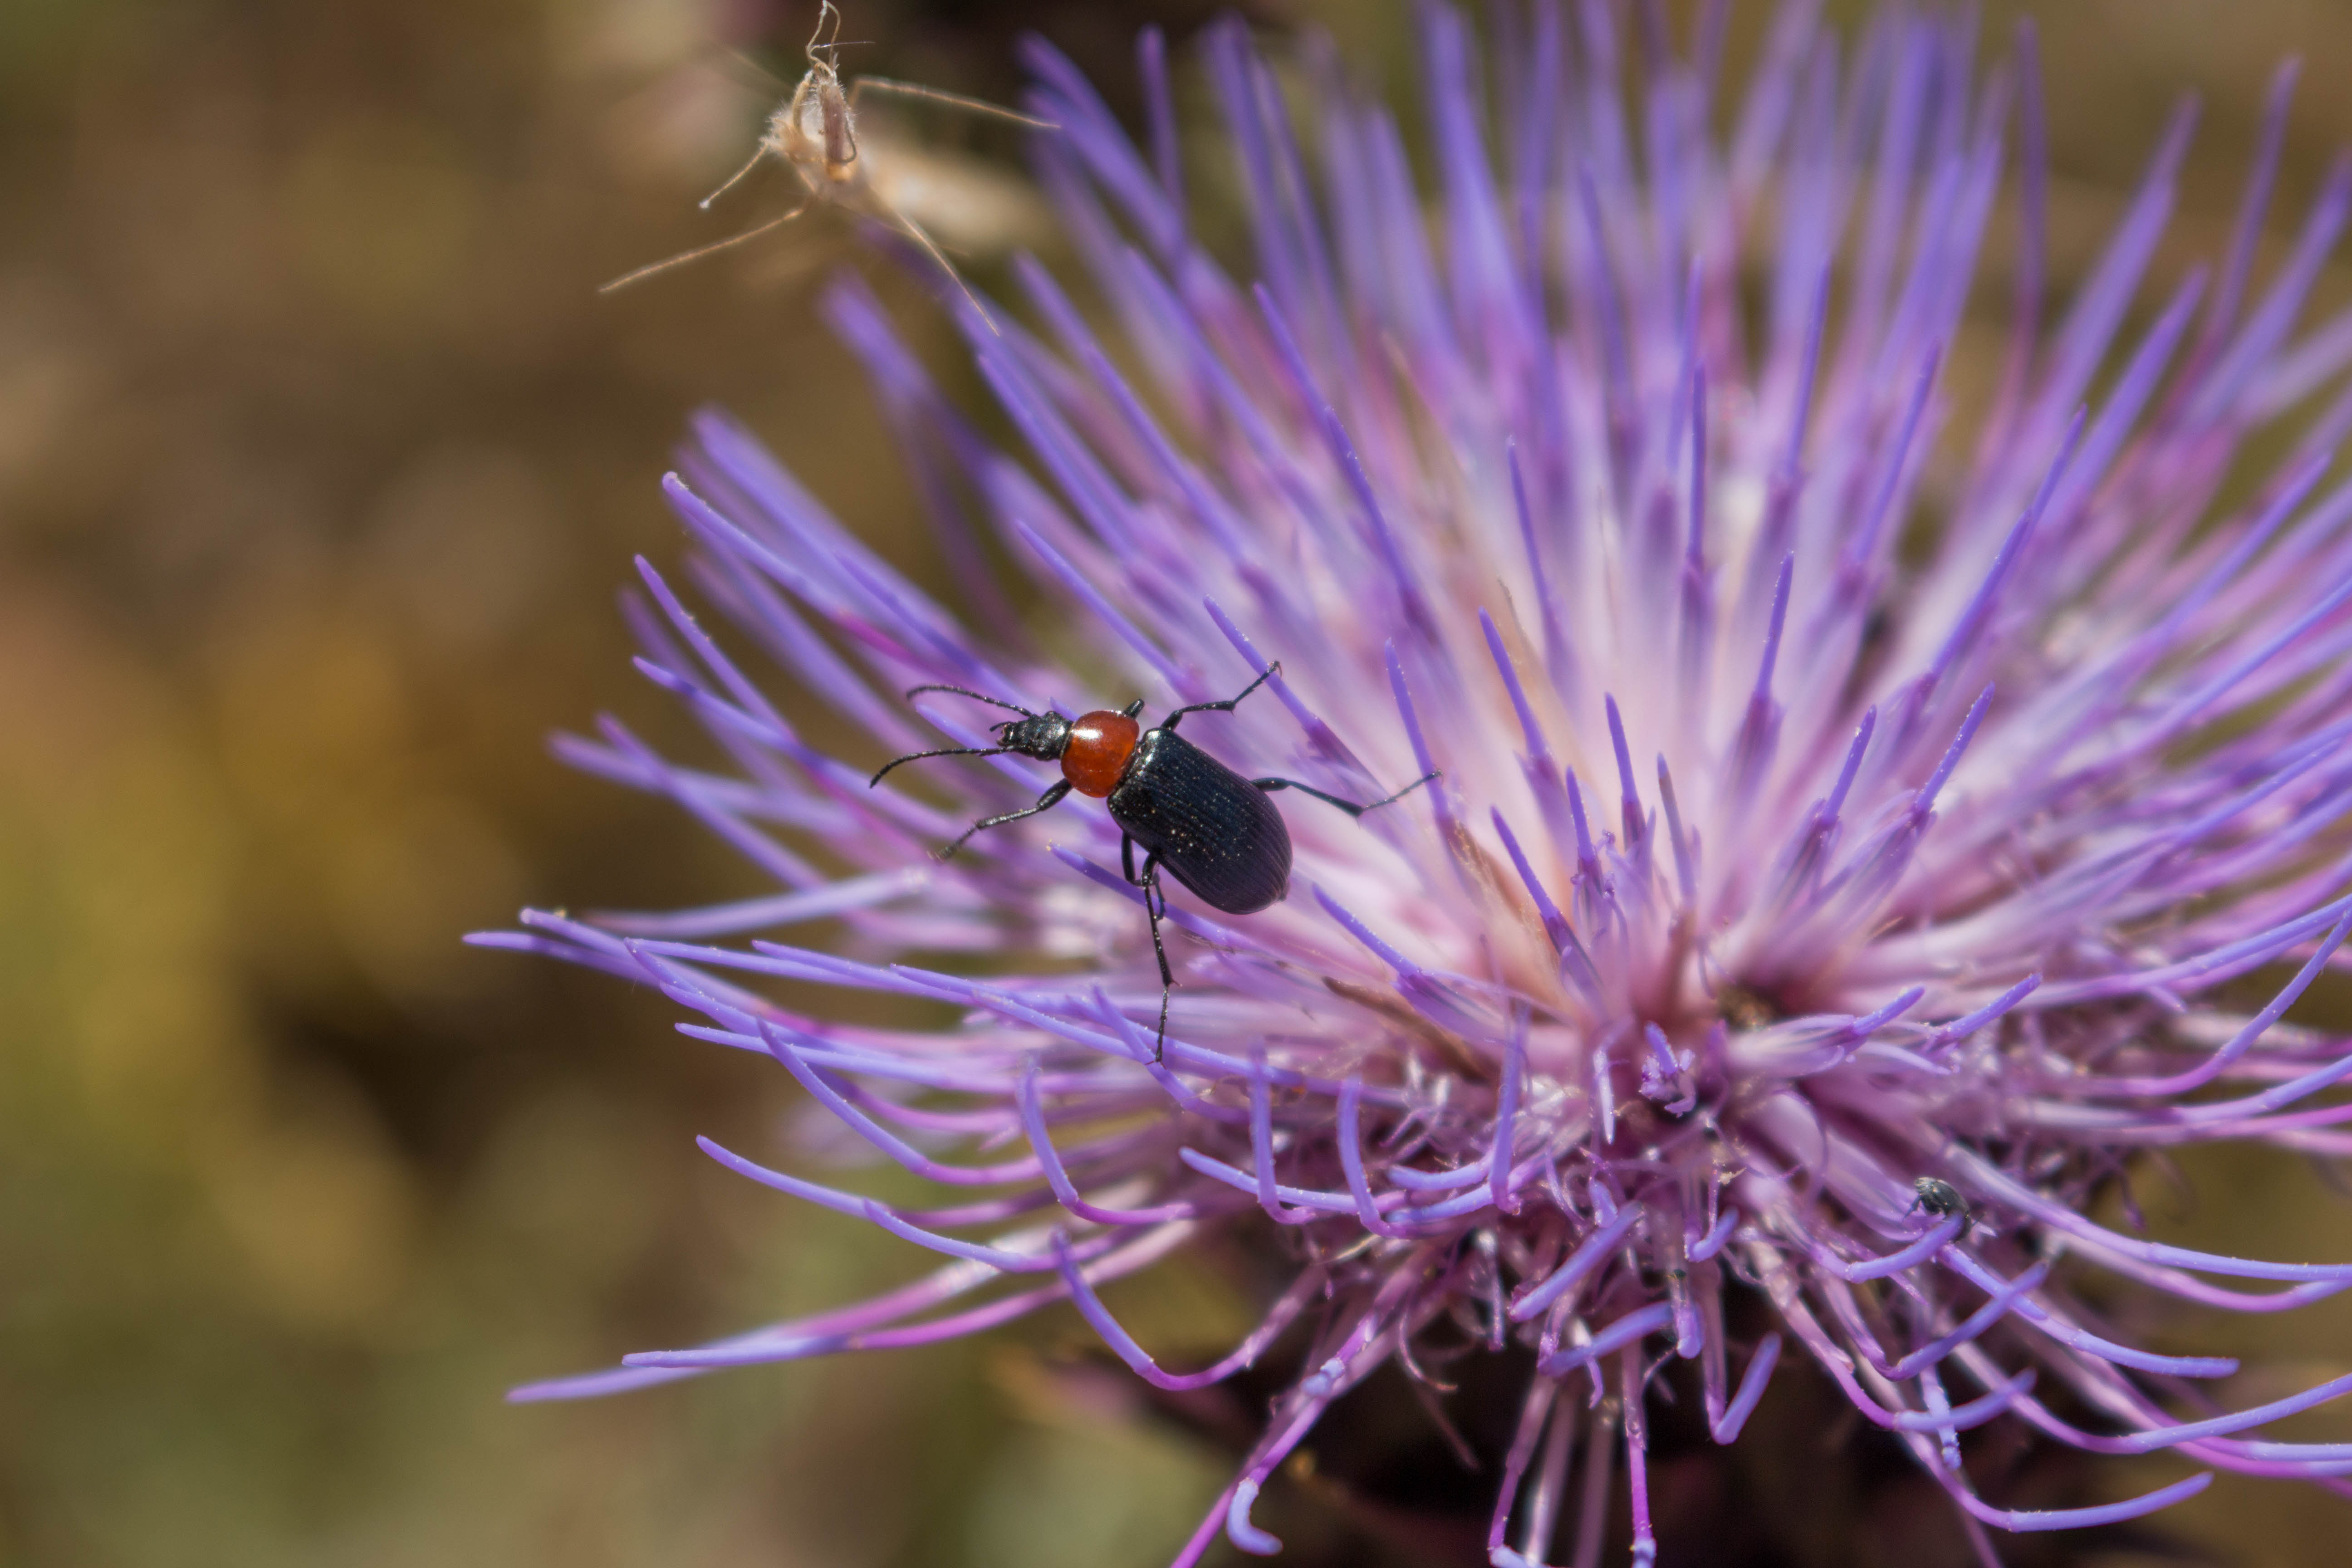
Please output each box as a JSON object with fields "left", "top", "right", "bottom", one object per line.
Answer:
{"left": 1060, "top": 710, "right": 1141, "bottom": 798}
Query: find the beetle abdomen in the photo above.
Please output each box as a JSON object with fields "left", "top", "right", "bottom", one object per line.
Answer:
{"left": 1108, "top": 730, "right": 1291, "bottom": 914}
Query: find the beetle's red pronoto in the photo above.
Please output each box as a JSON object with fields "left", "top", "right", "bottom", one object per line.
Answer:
{"left": 1058, "top": 710, "right": 1140, "bottom": 797}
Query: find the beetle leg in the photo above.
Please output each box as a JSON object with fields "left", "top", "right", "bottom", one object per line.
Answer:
{"left": 1117, "top": 845, "right": 1176, "bottom": 1061}
{"left": 1116, "top": 834, "right": 1176, "bottom": 1059}
{"left": 1157, "top": 661, "right": 1283, "bottom": 732}
{"left": 940, "top": 779, "right": 1071, "bottom": 859}
{"left": 1253, "top": 769, "right": 1440, "bottom": 818}
{"left": 1140, "top": 855, "right": 1176, "bottom": 1061}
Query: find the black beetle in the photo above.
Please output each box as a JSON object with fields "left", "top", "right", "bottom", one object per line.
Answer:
{"left": 870, "top": 664, "right": 1436, "bottom": 1056}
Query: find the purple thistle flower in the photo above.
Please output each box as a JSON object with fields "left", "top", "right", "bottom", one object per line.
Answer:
{"left": 482, "top": 3, "right": 2352, "bottom": 1560}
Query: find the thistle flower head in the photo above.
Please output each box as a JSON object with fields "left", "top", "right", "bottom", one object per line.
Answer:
{"left": 485, "top": 4, "right": 2352, "bottom": 1560}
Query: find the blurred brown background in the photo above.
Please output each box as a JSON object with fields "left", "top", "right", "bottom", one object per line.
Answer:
{"left": 3, "top": 1, "right": 2350, "bottom": 1564}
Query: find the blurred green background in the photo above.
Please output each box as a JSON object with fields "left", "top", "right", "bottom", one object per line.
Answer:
{"left": 3, "top": 1, "right": 2351, "bottom": 1564}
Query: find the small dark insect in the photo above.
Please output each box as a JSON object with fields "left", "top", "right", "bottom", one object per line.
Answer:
{"left": 871, "top": 664, "right": 1437, "bottom": 1058}
{"left": 1908, "top": 1176, "right": 1974, "bottom": 1235}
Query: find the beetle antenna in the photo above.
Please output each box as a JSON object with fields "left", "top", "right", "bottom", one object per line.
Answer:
{"left": 871, "top": 745, "right": 1008, "bottom": 785}
{"left": 905, "top": 684, "right": 1036, "bottom": 717}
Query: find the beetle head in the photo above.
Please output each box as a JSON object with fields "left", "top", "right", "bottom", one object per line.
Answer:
{"left": 995, "top": 711, "right": 1073, "bottom": 762}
